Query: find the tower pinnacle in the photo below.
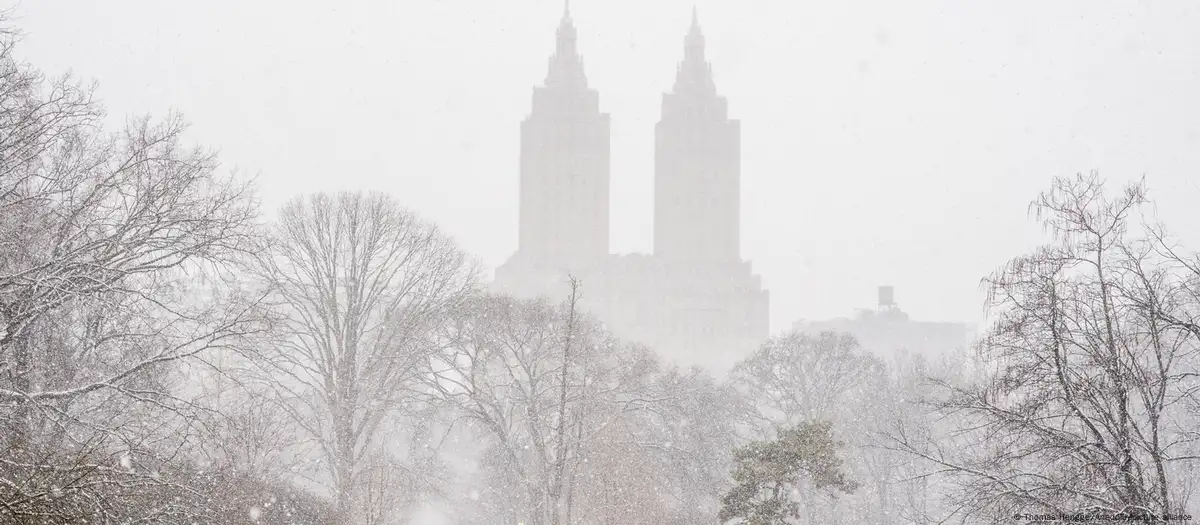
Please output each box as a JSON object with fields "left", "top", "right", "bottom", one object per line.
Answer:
{"left": 546, "top": 0, "right": 586, "bottom": 89}
{"left": 674, "top": 8, "right": 715, "bottom": 95}
{"left": 556, "top": 1, "right": 576, "bottom": 50}
{"left": 685, "top": 6, "right": 705, "bottom": 55}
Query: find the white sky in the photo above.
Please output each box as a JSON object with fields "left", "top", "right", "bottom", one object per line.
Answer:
{"left": 6, "top": 0, "right": 1199, "bottom": 332}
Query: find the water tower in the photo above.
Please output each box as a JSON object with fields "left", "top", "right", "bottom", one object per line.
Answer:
{"left": 878, "top": 285, "right": 896, "bottom": 310}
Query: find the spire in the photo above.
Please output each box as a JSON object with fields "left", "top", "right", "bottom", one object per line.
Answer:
{"left": 674, "top": 7, "right": 716, "bottom": 95}
{"left": 686, "top": 5, "right": 704, "bottom": 55}
{"left": 556, "top": 0, "right": 577, "bottom": 54}
{"left": 545, "top": 1, "right": 587, "bottom": 89}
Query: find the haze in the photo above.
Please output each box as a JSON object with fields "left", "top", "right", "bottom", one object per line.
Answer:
{"left": 8, "top": 0, "right": 1197, "bottom": 331}
{"left": 6, "top": 0, "right": 1200, "bottom": 523}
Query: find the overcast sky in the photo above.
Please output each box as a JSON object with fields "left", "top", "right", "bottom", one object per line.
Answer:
{"left": 6, "top": 0, "right": 1199, "bottom": 332}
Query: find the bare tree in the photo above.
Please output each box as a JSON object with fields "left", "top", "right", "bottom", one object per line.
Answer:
{"left": 574, "top": 366, "right": 751, "bottom": 525}
{"left": 889, "top": 173, "right": 1200, "bottom": 523}
{"left": 430, "top": 284, "right": 669, "bottom": 525}
{"left": 730, "top": 331, "right": 901, "bottom": 525}
{"left": 878, "top": 349, "right": 973, "bottom": 525}
{"left": 0, "top": 20, "right": 267, "bottom": 522}
{"left": 732, "top": 331, "right": 886, "bottom": 427}
{"left": 252, "top": 191, "right": 477, "bottom": 523}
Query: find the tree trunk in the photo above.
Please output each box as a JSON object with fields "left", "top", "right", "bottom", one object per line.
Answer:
{"left": 5, "top": 321, "right": 32, "bottom": 457}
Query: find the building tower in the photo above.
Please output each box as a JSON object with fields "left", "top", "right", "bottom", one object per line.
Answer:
{"left": 517, "top": 1, "right": 611, "bottom": 270}
{"left": 654, "top": 8, "right": 741, "bottom": 262}
{"left": 494, "top": 6, "right": 769, "bottom": 374}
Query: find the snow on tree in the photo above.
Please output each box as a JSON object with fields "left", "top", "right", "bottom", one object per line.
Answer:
{"left": 889, "top": 173, "right": 1200, "bottom": 521}
{"left": 249, "top": 191, "right": 477, "bottom": 524}
{"left": 429, "top": 279, "right": 748, "bottom": 525}
{"left": 729, "top": 331, "right": 920, "bottom": 525}
{"left": 0, "top": 20, "right": 273, "bottom": 522}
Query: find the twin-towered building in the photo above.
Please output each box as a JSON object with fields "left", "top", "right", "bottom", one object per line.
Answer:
{"left": 492, "top": 5, "right": 769, "bottom": 372}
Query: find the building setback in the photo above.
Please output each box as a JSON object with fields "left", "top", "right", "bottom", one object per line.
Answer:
{"left": 493, "top": 6, "right": 769, "bottom": 373}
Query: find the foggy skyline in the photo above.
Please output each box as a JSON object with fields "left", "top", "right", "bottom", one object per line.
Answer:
{"left": 7, "top": 0, "right": 1200, "bottom": 331}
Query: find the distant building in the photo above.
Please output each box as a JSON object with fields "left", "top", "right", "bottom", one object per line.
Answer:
{"left": 792, "top": 286, "right": 976, "bottom": 361}
{"left": 492, "top": 6, "right": 769, "bottom": 373}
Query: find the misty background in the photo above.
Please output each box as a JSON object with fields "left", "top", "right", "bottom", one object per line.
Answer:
{"left": 9, "top": 0, "right": 1199, "bottom": 330}
{"left": 3, "top": 1, "right": 1200, "bottom": 524}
